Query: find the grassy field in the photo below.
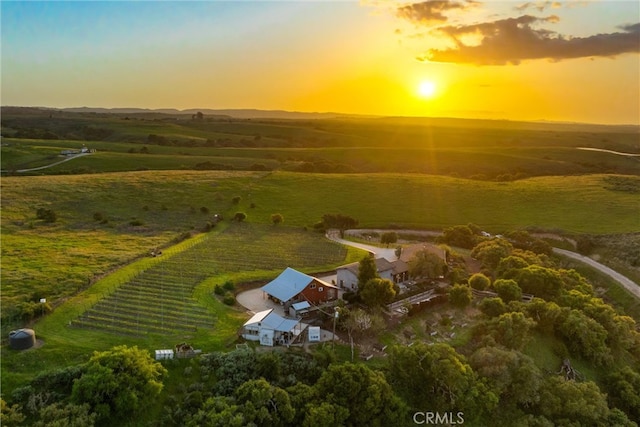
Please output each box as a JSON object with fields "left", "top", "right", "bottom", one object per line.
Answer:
{"left": 3, "top": 171, "right": 637, "bottom": 315}
{"left": 3, "top": 108, "right": 639, "bottom": 179}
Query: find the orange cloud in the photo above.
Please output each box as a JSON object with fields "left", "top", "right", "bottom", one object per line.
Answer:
{"left": 418, "top": 16, "right": 640, "bottom": 65}
{"left": 396, "top": 0, "right": 479, "bottom": 25}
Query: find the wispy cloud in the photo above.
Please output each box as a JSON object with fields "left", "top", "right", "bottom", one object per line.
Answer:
{"left": 515, "top": 1, "right": 562, "bottom": 12}
{"left": 396, "top": 0, "right": 479, "bottom": 25}
{"left": 418, "top": 15, "right": 640, "bottom": 65}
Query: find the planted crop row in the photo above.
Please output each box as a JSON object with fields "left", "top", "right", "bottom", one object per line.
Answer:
{"left": 73, "top": 224, "right": 347, "bottom": 336}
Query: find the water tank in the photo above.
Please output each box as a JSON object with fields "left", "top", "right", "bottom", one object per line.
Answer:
{"left": 9, "top": 328, "right": 36, "bottom": 350}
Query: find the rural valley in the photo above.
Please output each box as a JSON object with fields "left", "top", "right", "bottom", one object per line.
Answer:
{"left": 1, "top": 107, "right": 639, "bottom": 426}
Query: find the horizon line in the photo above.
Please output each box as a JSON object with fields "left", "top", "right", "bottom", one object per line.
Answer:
{"left": 2, "top": 105, "right": 639, "bottom": 127}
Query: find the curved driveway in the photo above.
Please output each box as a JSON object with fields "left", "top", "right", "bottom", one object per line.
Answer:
{"left": 325, "top": 230, "right": 398, "bottom": 261}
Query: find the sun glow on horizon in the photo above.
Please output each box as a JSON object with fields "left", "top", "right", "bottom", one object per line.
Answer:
{"left": 418, "top": 80, "right": 437, "bottom": 99}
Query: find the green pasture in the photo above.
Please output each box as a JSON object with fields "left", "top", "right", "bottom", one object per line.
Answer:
{"left": 3, "top": 135, "right": 639, "bottom": 178}
{"left": 2, "top": 171, "right": 637, "bottom": 313}
{"left": 2, "top": 170, "right": 636, "bottom": 329}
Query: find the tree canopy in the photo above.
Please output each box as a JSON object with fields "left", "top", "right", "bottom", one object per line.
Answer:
{"left": 71, "top": 345, "right": 166, "bottom": 423}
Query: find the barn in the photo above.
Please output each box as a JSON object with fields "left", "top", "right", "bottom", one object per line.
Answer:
{"left": 261, "top": 267, "right": 338, "bottom": 310}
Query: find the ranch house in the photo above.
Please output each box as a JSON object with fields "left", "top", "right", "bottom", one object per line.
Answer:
{"left": 336, "top": 257, "right": 409, "bottom": 291}
{"left": 261, "top": 267, "right": 338, "bottom": 310}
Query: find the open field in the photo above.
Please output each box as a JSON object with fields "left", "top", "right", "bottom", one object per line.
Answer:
{"left": 3, "top": 171, "right": 637, "bottom": 311}
{"left": 3, "top": 108, "right": 639, "bottom": 178}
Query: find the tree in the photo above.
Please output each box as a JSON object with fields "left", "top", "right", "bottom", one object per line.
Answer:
{"left": 186, "top": 396, "right": 245, "bottom": 427}
{"left": 233, "top": 212, "right": 247, "bottom": 222}
{"left": 357, "top": 255, "right": 378, "bottom": 290}
{"left": 321, "top": 213, "right": 358, "bottom": 238}
{"left": 380, "top": 232, "right": 398, "bottom": 247}
{"left": 493, "top": 279, "right": 522, "bottom": 303}
{"left": 313, "top": 363, "right": 406, "bottom": 426}
{"left": 359, "top": 278, "right": 396, "bottom": 308}
{"left": 471, "top": 239, "right": 513, "bottom": 271}
{"left": 514, "top": 265, "right": 563, "bottom": 301}
{"left": 557, "top": 308, "right": 611, "bottom": 365}
{"left": 71, "top": 345, "right": 167, "bottom": 423}
{"left": 479, "top": 297, "right": 507, "bottom": 318}
{"left": 386, "top": 342, "right": 497, "bottom": 419}
{"left": 448, "top": 284, "right": 472, "bottom": 308}
{"left": 469, "top": 346, "right": 543, "bottom": 408}
{"left": 34, "top": 403, "right": 96, "bottom": 427}
{"left": 234, "top": 379, "right": 295, "bottom": 427}
{"left": 603, "top": 367, "right": 640, "bottom": 421}
{"left": 469, "top": 273, "right": 491, "bottom": 290}
{"left": 535, "top": 377, "right": 612, "bottom": 426}
{"left": 408, "top": 249, "right": 445, "bottom": 279}
{"left": 1, "top": 398, "right": 25, "bottom": 427}
{"left": 475, "top": 312, "right": 536, "bottom": 350}
{"left": 270, "top": 213, "right": 283, "bottom": 225}
{"left": 438, "top": 225, "right": 477, "bottom": 249}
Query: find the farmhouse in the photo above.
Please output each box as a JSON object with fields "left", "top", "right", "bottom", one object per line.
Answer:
{"left": 336, "top": 257, "right": 409, "bottom": 291}
{"left": 241, "top": 309, "right": 304, "bottom": 346}
{"left": 261, "top": 267, "right": 338, "bottom": 310}
{"left": 336, "top": 243, "right": 448, "bottom": 291}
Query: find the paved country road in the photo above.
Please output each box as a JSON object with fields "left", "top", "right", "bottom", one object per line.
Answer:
{"left": 553, "top": 248, "right": 640, "bottom": 299}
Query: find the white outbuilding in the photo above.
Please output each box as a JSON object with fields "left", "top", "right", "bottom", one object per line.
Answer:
{"left": 241, "top": 309, "right": 303, "bottom": 346}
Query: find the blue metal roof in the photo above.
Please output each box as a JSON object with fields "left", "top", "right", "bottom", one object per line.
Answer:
{"left": 261, "top": 267, "right": 315, "bottom": 302}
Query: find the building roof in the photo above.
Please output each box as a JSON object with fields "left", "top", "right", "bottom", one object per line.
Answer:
{"left": 261, "top": 267, "right": 333, "bottom": 302}
{"left": 243, "top": 309, "right": 299, "bottom": 332}
{"left": 291, "top": 301, "right": 311, "bottom": 311}
{"left": 338, "top": 257, "right": 396, "bottom": 275}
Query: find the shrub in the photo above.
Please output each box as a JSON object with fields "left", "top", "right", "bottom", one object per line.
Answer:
{"left": 232, "top": 196, "right": 241, "bottom": 205}
{"left": 129, "top": 219, "right": 144, "bottom": 226}
{"left": 233, "top": 212, "right": 247, "bottom": 222}
{"left": 469, "top": 273, "right": 491, "bottom": 291}
{"left": 223, "top": 292, "right": 235, "bottom": 305}
{"left": 222, "top": 280, "right": 235, "bottom": 291}
{"left": 200, "top": 207, "right": 209, "bottom": 214}
{"left": 448, "top": 284, "right": 472, "bottom": 308}
{"left": 271, "top": 213, "right": 284, "bottom": 225}
{"left": 93, "top": 212, "right": 104, "bottom": 222}
{"left": 214, "top": 285, "right": 224, "bottom": 296}
{"left": 36, "top": 208, "right": 57, "bottom": 223}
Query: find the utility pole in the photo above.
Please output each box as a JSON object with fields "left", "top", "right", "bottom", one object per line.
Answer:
{"left": 332, "top": 309, "right": 339, "bottom": 350}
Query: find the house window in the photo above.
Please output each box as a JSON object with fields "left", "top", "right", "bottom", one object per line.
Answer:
{"left": 319, "top": 287, "right": 324, "bottom": 292}
{"left": 310, "top": 283, "right": 316, "bottom": 289}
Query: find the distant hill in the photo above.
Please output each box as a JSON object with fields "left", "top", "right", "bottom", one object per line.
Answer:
{"left": 56, "top": 107, "right": 366, "bottom": 120}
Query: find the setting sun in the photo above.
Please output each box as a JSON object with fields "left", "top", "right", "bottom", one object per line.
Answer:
{"left": 418, "top": 80, "right": 437, "bottom": 98}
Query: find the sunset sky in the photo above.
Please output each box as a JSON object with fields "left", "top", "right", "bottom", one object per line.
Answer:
{"left": 2, "top": 1, "right": 639, "bottom": 124}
